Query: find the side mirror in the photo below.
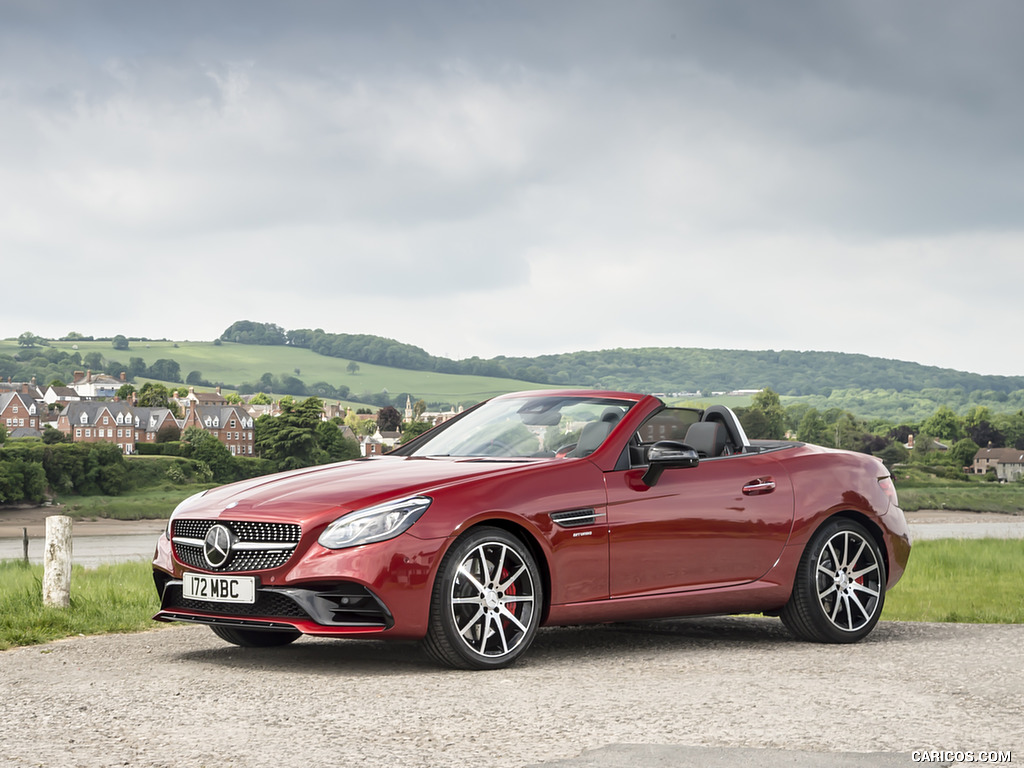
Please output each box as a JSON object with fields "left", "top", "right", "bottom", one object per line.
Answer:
{"left": 641, "top": 440, "right": 700, "bottom": 487}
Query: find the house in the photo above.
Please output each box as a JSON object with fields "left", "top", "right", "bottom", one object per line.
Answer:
{"left": 174, "top": 386, "right": 230, "bottom": 409}
{"left": 180, "top": 401, "right": 255, "bottom": 456}
{"left": 71, "top": 370, "right": 125, "bottom": 399}
{"left": 43, "top": 385, "right": 81, "bottom": 406}
{"left": 360, "top": 437, "right": 387, "bottom": 457}
{"left": 56, "top": 401, "right": 138, "bottom": 454}
{"left": 972, "top": 447, "right": 1024, "bottom": 482}
{"left": 133, "top": 407, "right": 181, "bottom": 445}
{"left": 0, "top": 378, "right": 44, "bottom": 400}
{"left": 0, "top": 392, "right": 42, "bottom": 433}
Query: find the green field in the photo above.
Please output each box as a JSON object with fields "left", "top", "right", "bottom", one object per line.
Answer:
{"left": 881, "top": 538, "right": 1024, "bottom": 623}
{"left": 0, "top": 339, "right": 553, "bottom": 406}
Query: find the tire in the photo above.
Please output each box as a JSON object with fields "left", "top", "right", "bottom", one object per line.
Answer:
{"left": 422, "top": 526, "right": 543, "bottom": 670}
{"left": 781, "top": 518, "right": 887, "bottom": 644}
{"left": 209, "top": 625, "right": 302, "bottom": 648}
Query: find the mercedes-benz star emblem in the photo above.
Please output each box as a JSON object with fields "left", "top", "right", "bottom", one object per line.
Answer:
{"left": 203, "top": 524, "right": 234, "bottom": 569}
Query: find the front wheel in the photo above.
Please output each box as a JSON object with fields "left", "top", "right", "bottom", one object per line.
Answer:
{"left": 209, "top": 625, "right": 302, "bottom": 647}
{"left": 422, "top": 527, "right": 543, "bottom": 670}
{"left": 781, "top": 518, "right": 886, "bottom": 643}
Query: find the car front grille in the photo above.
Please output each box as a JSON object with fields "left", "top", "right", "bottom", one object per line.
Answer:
{"left": 171, "top": 519, "right": 301, "bottom": 573}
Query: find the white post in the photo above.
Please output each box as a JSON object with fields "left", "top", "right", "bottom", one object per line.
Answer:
{"left": 43, "top": 515, "right": 73, "bottom": 608}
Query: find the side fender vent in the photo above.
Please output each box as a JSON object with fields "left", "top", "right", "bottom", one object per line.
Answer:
{"left": 550, "top": 508, "right": 603, "bottom": 528}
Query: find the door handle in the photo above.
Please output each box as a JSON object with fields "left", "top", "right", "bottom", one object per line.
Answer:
{"left": 742, "top": 478, "right": 776, "bottom": 496}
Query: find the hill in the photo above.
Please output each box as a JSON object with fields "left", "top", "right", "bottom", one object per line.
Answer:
{"left": 5, "top": 324, "right": 1024, "bottom": 422}
{"left": 217, "top": 321, "right": 1024, "bottom": 396}
{"left": 0, "top": 339, "right": 546, "bottom": 407}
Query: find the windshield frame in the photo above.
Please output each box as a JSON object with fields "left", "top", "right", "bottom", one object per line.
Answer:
{"left": 390, "top": 393, "right": 638, "bottom": 460}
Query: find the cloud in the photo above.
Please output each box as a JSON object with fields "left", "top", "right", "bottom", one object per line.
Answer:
{"left": 2, "top": 1, "right": 1023, "bottom": 377}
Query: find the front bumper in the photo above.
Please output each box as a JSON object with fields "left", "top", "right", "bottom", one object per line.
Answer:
{"left": 152, "top": 523, "right": 449, "bottom": 639}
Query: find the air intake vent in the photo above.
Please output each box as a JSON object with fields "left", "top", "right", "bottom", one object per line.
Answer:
{"left": 550, "top": 508, "right": 603, "bottom": 528}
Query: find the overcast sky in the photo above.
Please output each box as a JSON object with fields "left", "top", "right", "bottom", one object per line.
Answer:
{"left": 3, "top": 1, "right": 1023, "bottom": 377}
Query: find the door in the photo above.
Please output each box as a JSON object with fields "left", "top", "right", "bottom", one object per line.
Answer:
{"left": 607, "top": 452, "right": 795, "bottom": 597}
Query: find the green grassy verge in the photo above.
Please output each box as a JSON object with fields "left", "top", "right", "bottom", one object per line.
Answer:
{"left": 895, "top": 485, "right": 1024, "bottom": 514}
{"left": 881, "top": 538, "right": 1024, "bottom": 623}
{"left": 1, "top": 538, "right": 1019, "bottom": 651}
{"left": 56, "top": 485, "right": 214, "bottom": 521}
{"left": 0, "top": 560, "right": 160, "bottom": 650}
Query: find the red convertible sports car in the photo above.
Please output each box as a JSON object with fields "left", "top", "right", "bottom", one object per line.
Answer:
{"left": 153, "top": 389, "right": 911, "bottom": 669}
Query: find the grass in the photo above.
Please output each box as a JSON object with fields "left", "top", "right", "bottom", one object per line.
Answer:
{"left": 881, "top": 538, "right": 1024, "bottom": 623}
{"left": 895, "top": 484, "right": 1024, "bottom": 514}
{"left": 0, "top": 538, "right": 1019, "bottom": 651}
{"left": 0, "top": 560, "right": 160, "bottom": 650}
{"left": 55, "top": 485, "right": 214, "bottom": 521}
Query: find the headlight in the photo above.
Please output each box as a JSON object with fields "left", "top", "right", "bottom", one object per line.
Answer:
{"left": 318, "top": 496, "right": 432, "bottom": 550}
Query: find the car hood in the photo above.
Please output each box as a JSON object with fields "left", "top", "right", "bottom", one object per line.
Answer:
{"left": 173, "top": 456, "right": 543, "bottom": 526}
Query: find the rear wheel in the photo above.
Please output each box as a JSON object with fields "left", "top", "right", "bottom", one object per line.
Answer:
{"left": 209, "top": 625, "right": 302, "bottom": 648}
{"left": 781, "top": 518, "right": 886, "bottom": 643}
{"left": 422, "top": 527, "right": 542, "bottom": 670}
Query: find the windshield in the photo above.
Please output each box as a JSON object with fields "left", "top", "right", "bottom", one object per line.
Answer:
{"left": 402, "top": 395, "right": 635, "bottom": 459}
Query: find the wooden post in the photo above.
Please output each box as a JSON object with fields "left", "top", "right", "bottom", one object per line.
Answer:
{"left": 23, "top": 527, "right": 29, "bottom": 563}
{"left": 43, "top": 515, "right": 73, "bottom": 608}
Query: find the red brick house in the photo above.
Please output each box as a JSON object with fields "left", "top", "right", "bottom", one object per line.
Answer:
{"left": 56, "top": 401, "right": 137, "bottom": 454}
{"left": 1, "top": 392, "right": 42, "bottom": 433}
{"left": 181, "top": 401, "right": 255, "bottom": 456}
{"left": 132, "top": 407, "right": 181, "bottom": 445}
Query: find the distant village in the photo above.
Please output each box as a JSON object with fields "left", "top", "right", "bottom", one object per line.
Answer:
{"left": 0, "top": 371, "right": 462, "bottom": 458}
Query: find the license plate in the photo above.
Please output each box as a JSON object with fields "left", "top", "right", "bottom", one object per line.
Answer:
{"left": 183, "top": 572, "right": 256, "bottom": 604}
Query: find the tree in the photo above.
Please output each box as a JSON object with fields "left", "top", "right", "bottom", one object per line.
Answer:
{"left": 949, "top": 438, "right": 980, "bottom": 469}
{"left": 400, "top": 421, "right": 434, "bottom": 443}
{"left": 156, "top": 423, "right": 181, "bottom": 443}
{"left": 413, "top": 399, "right": 427, "bottom": 420}
{"left": 182, "top": 426, "right": 235, "bottom": 482}
{"left": 147, "top": 358, "right": 182, "bottom": 382}
{"left": 17, "top": 332, "right": 42, "bottom": 348}
{"left": 116, "top": 383, "right": 136, "bottom": 401}
{"left": 83, "top": 351, "right": 104, "bottom": 370}
{"left": 137, "top": 382, "right": 172, "bottom": 408}
{"left": 750, "top": 389, "right": 787, "bottom": 439}
{"left": 347, "top": 361, "right": 360, "bottom": 375}
{"left": 255, "top": 397, "right": 327, "bottom": 471}
{"left": 128, "top": 357, "right": 147, "bottom": 379}
{"left": 921, "top": 405, "right": 964, "bottom": 442}
{"left": 42, "top": 425, "right": 68, "bottom": 444}
{"left": 993, "top": 411, "right": 1024, "bottom": 450}
{"left": 875, "top": 442, "right": 909, "bottom": 470}
{"left": 315, "top": 421, "right": 360, "bottom": 462}
{"left": 112, "top": 335, "right": 129, "bottom": 351}
{"left": 738, "top": 389, "right": 787, "bottom": 440}
{"left": 796, "top": 408, "right": 829, "bottom": 445}
{"left": 377, "top": 406, "right": 403, "bottom": 432}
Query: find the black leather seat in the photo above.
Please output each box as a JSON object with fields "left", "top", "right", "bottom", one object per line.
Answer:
{"left": 684, "top": 421, "right": 727, "bottom": 458}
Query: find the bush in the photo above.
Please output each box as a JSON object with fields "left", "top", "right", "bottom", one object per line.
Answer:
{"left": 0, "top": 458, "right": 47, "bottom": 503}
{"left": 135, "top": 442, "right": 186, "bottom": 457}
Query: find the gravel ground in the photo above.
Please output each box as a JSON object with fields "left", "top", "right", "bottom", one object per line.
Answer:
{"left": 2, "top": 618, "right": 1021, "bottom": 768}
